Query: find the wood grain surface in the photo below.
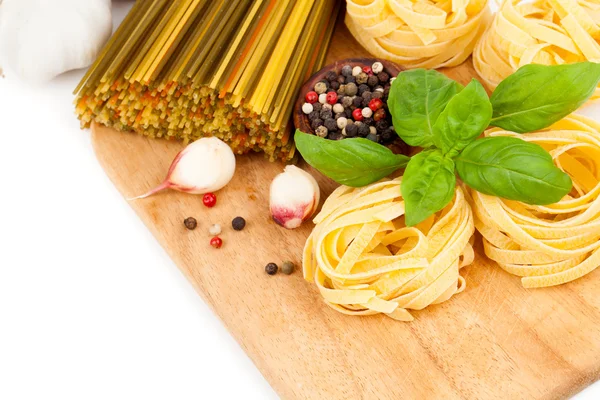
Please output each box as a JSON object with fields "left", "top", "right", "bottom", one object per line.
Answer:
{"left": 90, "top": 21, "right": 600, "bottom": 400}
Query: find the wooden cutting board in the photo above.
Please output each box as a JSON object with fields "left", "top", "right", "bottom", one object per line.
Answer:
{"left": 90, "top": 21, "right": 600, "bottom": 400}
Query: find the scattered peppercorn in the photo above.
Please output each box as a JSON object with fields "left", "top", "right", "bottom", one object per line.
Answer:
{"left": 376, "top": 119, "right": 389, "bottom": 131}
{"left": 210, "top": 236, "right": 223, "bottom": 249}
{"left": 346, "top": 123, "right": 358, "bottom": 137}
{"left": 362, "top": 66, "right": 373, "bottom": 75}
{"left": 371, "top": 91, "right": 383, "bottom": 99}
{"left": 281, "top": 261, "right": 295, "bottom": 275}
{"left": 357, "top": 84, "right": 369, "bottom": 95}
{"left": 232, "top": 216, "right": 246, "bottom": 231}
{"left": 367, "top": 75, "right": 379, "bottom": 88}
{"left": 265, "top": 263, "right": 278, "bottom": 275}
{"left": 367, "top": 133, "right": 379, "bottom": 142}
{"left": 333, "top": 103, "right": 344, "bottom": 114}
{"left": 334, "top": 112, "right": 345, "bottom": 120}
{"left": 337, "top": 75, "right": 346, "bottom": 84}
{"left": 320, "top": 109, "right": 333, "bottom": 120}
{"left": 302, "top": 102, "right": 313, "bottom": 114}
{"left": 352, "top": 66, "right": 362, "bottom": 76}
{"left": 312, "top": 102, "right": 322, "bottom": 112}
{"left": 315, "top": 125, "right": 328, "bottom": 137}
{"left": 352, "top": 108, "right": 364, "bottom": 121}
{"left": 314, "top": 81, "right": 327, "bottom": 94}
{"left": 358, "top": 124, "right": 370, "bottom": 137}
{"left": 345, "top": 82, "right": 358, "bottom": 96}
{"left": 209, "top": 223, "right": 221, "bottom": 236}
{"left": 322, "top": 103, "right": 333, "bottom": 111}
{"left": 341, "top": 64, "right": 353, "bottom": 77}
{"left": 318, "top": 93, "right": 327, "bottom": 104}
{"left": 369, "top": 98, "right": 384, "bottom": 111}
{"left": 203, "top": 193, "right": 217, "bottom": 208}
{"left": 324, "top": 118, "right": 337, "bottom": 131}
{"left": 362, "top": 107, "right": 373, "bottom": 118}
{"left": 311, "top": 118, "right": 323, "bottom": 130}
{"left": 326, "top": 91, "right": 337, "bottom": 105}
{"left": 308, "top": 110, "right": 319, "bottom": 121}
{"left": 363, "top": 117, "right": 374, "bottom": 126}
{"left": 305, "top": 91, "right": 318, "bottom": 103}
{"left": 372, "top": 61, "right": 384, "bottom": 74}
{"left": 378, "top": 72, "right": 390, "bottom": 83}
{"left": 356, "top": 72, "right": 368, "bottom": 84}
{"left": 353, "top": 96, "right": 363, "bottom": 108}
{"left": 330, "top": 81, "right": 340, "bottom": 91}
{"left": 374, "top": 108, "right": 386, "bottom": 121}
{"left": 184, "top": 217, "right": 197, "bottom": 230}
{"left": 342, "top": 96, "right": 353, "bottom": 108}
{"left": 346, "top": 75, "right": 356, "bottom": 84}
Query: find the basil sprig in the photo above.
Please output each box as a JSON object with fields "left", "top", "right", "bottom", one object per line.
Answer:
{"left": 401, "top": 150, "right": 456, "bottom": 227}
{"left": 294, "top": 131, "right": 409, "bottom": 187}
{"left": 490, "top": 63, "right": 600, "bottom": 133}
{"left": 387, "top": 69, "right": 463, "bottom": 148}
{"left": 295, "top": 62, "right": 600, "bottom": 226}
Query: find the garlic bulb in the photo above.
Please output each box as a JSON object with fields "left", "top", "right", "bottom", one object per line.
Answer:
{"left": 0, "top": 0, "right": 112, "bottom": 83}
{"left": 131, "top": 137, "right": 237, "bottom": 200}
{"left": 270, "top": 166, "right": 320, "bottom": 229}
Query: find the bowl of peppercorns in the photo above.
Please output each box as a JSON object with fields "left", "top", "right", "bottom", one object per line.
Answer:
{"left": 294, "top": 58, "right": 409, "bottom": 155}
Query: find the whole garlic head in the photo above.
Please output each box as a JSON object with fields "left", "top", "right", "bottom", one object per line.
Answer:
{"left": 0, "top": 0, "right": 112, "bottom": 83}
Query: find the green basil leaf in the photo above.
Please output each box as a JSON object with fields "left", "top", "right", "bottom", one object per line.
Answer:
{"left": 401, "top": 149, "right": 456, "bottom": 226}
{"left": 432, "top": 79, "right": 492, "bottom": 157}
{"left": 456, "top": 137, "right": 572, "bottom": 204}
{"left": 490, "top": 62, "right": 600, "bottom": 133}
{"left": 388, "top": 69, "right": 463, "bottom": 147}
{"left": 294, "top": 130, "right": 410, "bottom": 187}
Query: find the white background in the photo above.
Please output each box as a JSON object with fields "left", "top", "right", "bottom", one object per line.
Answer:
{"left": 0, "top": 2, "right": 598, "bottom": 399}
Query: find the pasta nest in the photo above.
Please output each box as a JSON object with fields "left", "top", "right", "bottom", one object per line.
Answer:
{"left": 303, "top": 177, "right": 475, "bottom": 321}
{"left": 471, "top": 115, "right": 600, "bottom": 288}
{"left": 474, "top": 0, "right": 600, "bottom": 97}
{"left": 345, "top": 0, "right": 492, "bottom": 68}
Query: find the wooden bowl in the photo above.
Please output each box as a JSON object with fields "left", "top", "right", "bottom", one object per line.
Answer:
{"left": 293, "top": 58, "right": 409, "bottom": 155}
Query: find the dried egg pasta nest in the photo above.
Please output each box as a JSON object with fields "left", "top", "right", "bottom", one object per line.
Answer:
{"left": 303, "top": 178, "right": 475, "bottom": 321}
{"left": 470, "top": 115, "right": 600, "bottom": 288}
{"left": 474, "top": 0, "right": 600, "bottom": 97}
{"left": 345, "top": 0, "right": 492, "bottom": 69}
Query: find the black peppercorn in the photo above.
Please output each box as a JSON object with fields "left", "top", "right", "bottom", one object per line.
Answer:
{"left": 184, "top": 217, "right": 197, "bottom": 230}
{"left": 341, "top": 96, "right": 353, "bottom": 108}
{"left": 308, "top": 110, "right": 319, "bottom": 121}
{"left": 265, "top": 263, "right": 278, "bottom": 275}
{"left": 366, "top": 133, "right": 379, "bottom": 142}
{"left": 330, "top": 81, "right": 340, "bottom": 91}
{"left": 328, "top": 132, "right": 342, "bottom": 140}
{"left": 345, "top": 123, "right": 358, "bottom": 137}
{"left": 363, "top": 117, "right": 374, "bottom": 126}
{"left": 341, "top": 65, "right": 353, "bottom": 77}
{"left": 337, "top": 75, "right": 346, "bottom": 84}
{"left": 334, "top": 112, "right": 345, "bottom": 120}
{"left": 367, "top": 75, "right": 379, "bottom": 88}
{"left": 376, "top": 119, "right": 389, "bottom": 131}
{"left": 312, "top": 102, "right": 322, "bottom": 113}
{"left": 345, "top": 108, "right": 354, "bottom": 119}
{"left": 346, "top": 75, "right": 356, "bottom": 84}
{"left": 324, "top": 118, "right": 338, "bottom": 131}
{"left": 353, "top": 96, "right": 363, "bottom": 108}
{"left": 378, "top": 71, "right": 390, "bottom": 83}
{"left": 325, "top": 70, "right": 338, "bottom": 82}
{"left": 311, "top": 118, "right": 323, "bottom": 130}
{"left": 382, "top": 128, "right": 395, "bottom": 141}
{"left": 383, "top": 87, "right": 390, "bottom": 99}
{"left": 371, "top": 91, "right": 383, "bottom": 99}
{"left": 357, "top": 84, "right": 369, "bottom": 96}
{"left": 320, "top": 109, "right": 333, "bottom": 120}
{"left": 358, "top": 124, "right": 370, "bottom": 137}
{"left": 232, "top": 216, "right": 246, "bottom": 231}
{"left": 362, "top": 91, "right": 372, "bottom": 101}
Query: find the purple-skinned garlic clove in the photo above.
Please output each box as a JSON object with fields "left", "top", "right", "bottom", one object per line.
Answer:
{"left": 270, "top": 165, "right": 320, "bottom": 229}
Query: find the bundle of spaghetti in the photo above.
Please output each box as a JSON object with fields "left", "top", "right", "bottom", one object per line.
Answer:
{"left": 470, "top": 115, "right": 600, "bottom": 288}
{"left": 74, "top": 0, "right": 339, "bottom": 161}
{"left": 345, "top": 0, "right": 492, "bottom": 69}
{"left": 474, "top": 0, "right": 600, "bottom": 97}
{"left": 302, "top": 177, "right": 474, "bottom": 321}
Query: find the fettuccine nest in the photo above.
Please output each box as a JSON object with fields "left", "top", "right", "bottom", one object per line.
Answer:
{"left": 474, "top": 0, "right": 600, "bottom": 97}
{"left": 303, "top": 178, "right": 474, "bottom": 321}
{"left": 345, "top": 0, "right": 491, "bottom": 69}
{"left": 471, "top": 115, "right": 600, "bottom": 288}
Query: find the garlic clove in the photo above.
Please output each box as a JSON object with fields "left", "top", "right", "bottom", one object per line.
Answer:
{"left": 130, "top": 136, "right": 236, "bottom": 200}
{"left": 270, "top": 165, "right": 320, "bottom": 229}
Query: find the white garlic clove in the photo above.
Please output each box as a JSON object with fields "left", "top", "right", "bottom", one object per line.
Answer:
{"left": 270, "top": 165, "right": 320, "bottom": 229}
{"left": 130, "top": 136, "right": 236, "bottom": 200}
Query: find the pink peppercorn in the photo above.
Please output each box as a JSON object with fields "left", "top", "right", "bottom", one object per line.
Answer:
{"left": 373, "top": 108, "right": 386, "bottom": 121}
{"left": 363, "top": 66, "right": 373, "bottom": 75}
{"left": 369, "top": 98, "right": 383, "bottom": 111}
{"left": 305, "top": 91, "right": 318, "bottom": 103}
{"left": 352, "top": 108, "right": 364, "bottom": 121}
{"left": 326, "top": 91, "right": 338, "bottom": 105}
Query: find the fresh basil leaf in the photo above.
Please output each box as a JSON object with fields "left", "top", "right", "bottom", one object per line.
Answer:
{"left": 490, "top": 62, "right": 600, "bottom": 133}
{"left": 401, "top": 149, "right": 456, "bottom": 226}
{"left": 456, "top": 137, "right": 572, "bottom": 204}
{"left": 432, "top": 79, "right": 492, "bottom": 157}
{"left": 294, "top": 130, "right": 409, "bottom": 187}
{"left": 388, "top": 69, "right": 463, "bottom": 148}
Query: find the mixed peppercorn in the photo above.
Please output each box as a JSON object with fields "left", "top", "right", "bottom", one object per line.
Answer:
{"left": 302, "top": 61, "right": 396, "bottom": 144}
